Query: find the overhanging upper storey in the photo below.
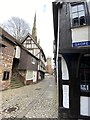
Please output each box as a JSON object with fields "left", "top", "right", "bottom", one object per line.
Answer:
{"left": 70, "top": 1, "right": 90, "bottom": 27}
{"left": 52, "top": 0, "right": 90, "bottom": 54}
{"left": 71, "top": 1, "right": 90, "bottom": 48}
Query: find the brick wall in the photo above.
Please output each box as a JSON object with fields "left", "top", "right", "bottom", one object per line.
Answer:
{"left": 0, "top": 39, "right": 15, "bottom": 90}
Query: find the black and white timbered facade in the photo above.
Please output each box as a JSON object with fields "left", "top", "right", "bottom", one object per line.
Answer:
{"left": 53, "top": 0, "right": 90, "bottom": 119}
{"left": 21, "top": 33, "right": 46, "bottom": 80}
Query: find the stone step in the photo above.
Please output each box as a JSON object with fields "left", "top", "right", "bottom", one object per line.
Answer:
{"left": 10, "top": 73, "right": 25, "bottom": 89}
{"left": 10, "top": 81, "right": 24, "bottom": 89}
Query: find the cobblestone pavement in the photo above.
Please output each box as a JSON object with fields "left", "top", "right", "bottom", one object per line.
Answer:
{"left": 0, "top": 75, "right": 58, "bottom": 119}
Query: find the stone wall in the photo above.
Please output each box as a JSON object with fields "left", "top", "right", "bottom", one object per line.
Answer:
{"left": 18, "top": 70, "right": 26, "bottom": 84}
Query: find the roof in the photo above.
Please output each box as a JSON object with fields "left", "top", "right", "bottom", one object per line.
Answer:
{"left": 0, "top": 27, "right": 46, "bottom": 61}
{"left": 0, "top": 43, "right": 6, "bottom": 47}
{"left": 21, "top": 33, "right": 42, "bottom": 49}
{"left": 0, "top": 27, "right": 17, "bottom": 45}
{"left": 16, "top": 41, "right": 39, "bottom": 61}
{"left": 0, "top": 27, "right": 39, "bottom": 61}
{"left": 21, "top": 33, "right": 46, "bottom": 61}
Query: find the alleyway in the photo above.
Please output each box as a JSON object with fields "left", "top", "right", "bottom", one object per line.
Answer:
{"left": 0, "top": 75, "right": 58, "bottom": 119}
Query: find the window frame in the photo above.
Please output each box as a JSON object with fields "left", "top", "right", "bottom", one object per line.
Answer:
{"left": 3, "top": 71, "right": 10, "bottom": 80}
{"left": 71, "top": 2, "right": 87, "bottom": 27}
{"left": 32, "top": 57, "right": 36, "bottom": 64}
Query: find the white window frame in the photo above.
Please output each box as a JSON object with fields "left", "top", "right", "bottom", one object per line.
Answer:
{"left": 71, "top": 3, "right": 86, "bottom": 27}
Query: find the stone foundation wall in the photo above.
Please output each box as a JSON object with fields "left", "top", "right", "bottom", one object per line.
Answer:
{"left": 25, "top": 80, "right": 33, "bottom": 85}
{"left": 18, "top": 70, "right": 26, "bottom": 84}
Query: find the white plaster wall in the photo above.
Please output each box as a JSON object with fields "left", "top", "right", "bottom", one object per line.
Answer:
{"left": 60, "top": 56, "right": 69, "bottom": 108}
{"left": 87, "top": 1, "right": 90, "bottom": 16}
{"left": 80, "top": 96, "right": 90, "bottom": 116}
{"left": 26, "top": 70, "right": 37, "bottom": 82}
{"left": 61, "top": 57, "right": 69, "bottom": 80}
{"left": 15, "top": 46, "right": 21, "bottom": 59}
{"left": 26, "top": 70, "right": 33, "bottom": 80}
{"left": 35, "top": 49, "right": 40, "bottom": 59}
{"left": 38, "top": 72, "right": 41, "bottom": 80}
{"left": 72, "top": 26, "right": 89, "bottom": 43}
{"left": 63, "top": 85, "right": 69, "bottom": 108}
{"left": 89, "top": 97, "right": 90, "bottom": 116}
{"left": 33, "top": 71, "right": 37, "bottom": 83}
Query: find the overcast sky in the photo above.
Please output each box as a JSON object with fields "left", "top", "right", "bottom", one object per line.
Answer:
{"left": 0, "top": 0, "right": 54, "bottom": 59}
{"left": 1, "top": 0, "right": 89, "bottom": 60}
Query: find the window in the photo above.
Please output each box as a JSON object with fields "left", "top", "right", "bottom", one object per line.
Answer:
{"left": 32, "top": 58, "right": 36, "bottom": 64}
{"left": 71, "top": 3, "right": 86, "bottom": 27}
{"left": 0, "top": 35, "right": 2, "bottom": 39}
{"left": 80, "top": 55, "right": 90, "bottom": 92}
{"left": 3, "top": 71, "right": 9, "bottom": 80}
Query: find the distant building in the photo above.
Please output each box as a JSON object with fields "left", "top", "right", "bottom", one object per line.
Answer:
{"left": 46, "top": 57, "right": 52, "bottom": 74}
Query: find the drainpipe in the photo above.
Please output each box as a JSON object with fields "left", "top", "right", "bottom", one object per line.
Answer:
{"left": 56, "top": 3, "right": 60, "bottom": 111}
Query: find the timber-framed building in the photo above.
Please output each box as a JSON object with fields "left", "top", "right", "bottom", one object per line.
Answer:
{"left": 52, "top": 0, "right": 90, "bottom": 119}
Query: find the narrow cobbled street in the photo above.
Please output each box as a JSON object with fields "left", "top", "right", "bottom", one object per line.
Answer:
{"left": 0, "top": 75, "right": 58, "bottom": 119}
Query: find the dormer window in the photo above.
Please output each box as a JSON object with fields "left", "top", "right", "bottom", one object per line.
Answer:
{"left": 71, "top": 3, "right": 86, "bottom": 27}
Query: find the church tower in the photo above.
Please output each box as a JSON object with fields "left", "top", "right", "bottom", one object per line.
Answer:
{"left": 46, "top": 57, "right": 52, "bottom": 74}
{"left": 32, "top": 12, "right": 37, "bottom": 42}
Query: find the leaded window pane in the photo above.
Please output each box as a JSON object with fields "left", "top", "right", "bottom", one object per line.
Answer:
{"left": 73, "top": 17, "right": 79, "bottom": 26}
{"left": 79, "top": 11, "right": 85, "bottom": 17}
{"left": 72, "top": 13, "right": 78, "bottom": 18}
{"left": 71, "top": 3, "right": 86, "bottom": 27}
{"left": 78, "top": 4, "right": 84, "bottom": 11}
{"left": 72, "top": 6, "right": 77, "bottom": 13}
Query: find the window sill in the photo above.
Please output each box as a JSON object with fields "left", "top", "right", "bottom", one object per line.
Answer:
{"left": 71, "top": 24, "right": 87, "bottom": 29}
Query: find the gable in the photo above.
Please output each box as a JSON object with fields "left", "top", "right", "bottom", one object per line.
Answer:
{"left": 21, "top": 33, "right": 46, "bottom": 61}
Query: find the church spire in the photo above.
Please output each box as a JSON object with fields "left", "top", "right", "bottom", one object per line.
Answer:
{"left": 32, "top": 12, "right": 37, "bottom": 42}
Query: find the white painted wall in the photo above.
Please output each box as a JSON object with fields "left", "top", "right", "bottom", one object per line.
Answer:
{"left": 15, "top": 46, "right": 21, "bottom": 59}
{"left": 38, "top": 72, "right": 41, "bottom": 80}
{"left": 33, "top": 71, "right": 37, "bottom": 83}
{"left": 63, "top": 85, "right": 69, "bottom": 108}
{"left": 61, "top": 56, "right": 69, "bottom": 80}
{"left": 72, "top": 26, "right": 90, "bottom": 44}
{"left": 87, "top": 1, "right": 90, "bottom": 15}
{"left": 60, "top": 56, "right": 69, "bottom": 108}
{"left": 26, "top": 70, "right": 33, "bottom": 80}
{"left": 80, "top": 96, "right": 90, "bottom": 116}
{"left": 26, "top": 70, "right": 37, "bottom": 83}
{"left": 35, "top": 49, "right": 40, "bottom": 58}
